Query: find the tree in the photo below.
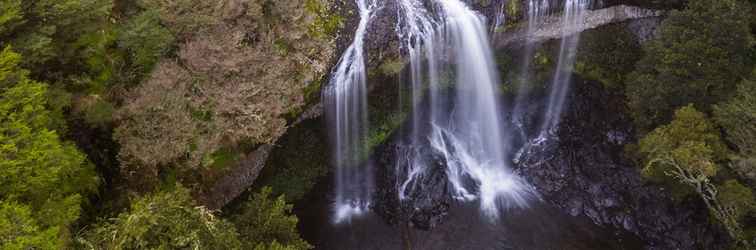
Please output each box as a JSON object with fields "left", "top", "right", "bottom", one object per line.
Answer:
{"left": 116, "top": 10, "right": 174, "bottom": 77}
{"left": 0, "top": 0, "right": 112, "bottom": 73}
{"left": 0, "top": 201, "right": 57, "bottom": 250}
{"left": 715, "top": 78, "right": 756, "bottom": 184}
{"left": 232, "top": 187, "right": 311, "bottom": 250}
{"left": 114, "top": 0, "right": 341, "bottom": 190}
{"left": 136, "top": 0, "right": 223, "bottom": 39}
{"left": 0, "top": 47, "right": 99, "bottom": 248}
{"left": 625, "top": 0, "right": 752, "bottom": 132}
{"left": 79, "top": 186, "right": 242, "bottom": 250}
{"left": 639, "top": 105, "right": 751, "bottom": 243}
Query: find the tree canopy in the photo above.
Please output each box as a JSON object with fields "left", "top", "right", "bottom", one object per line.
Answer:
{"left": 79, "top": 186, "right": 242, "bottom": 250}
{"left": 0, "top": 46, "right": 99, "bottom": 249}
{"left": 625, "top": 0, "right": 752, "bottom": 132}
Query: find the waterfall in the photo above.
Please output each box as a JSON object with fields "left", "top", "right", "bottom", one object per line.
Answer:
{"left": 538, "top": 0, "right": 591, "bottom": 138}
{"left": 395, "top": 0, "right": 439, "bottom": 201}
{"left": 325, "top": 0, "right": 593, "bottom": 224}
{"left": 396, "top": 0, "right": 535, "bottom": 220}
{"left": 491, "top": 2, "right": 506, "bottom": 34}
{"left": 511, "top": 0, "right": 554, "bottom": 141}
{"left": 323, "top": 0, "right": 379, "bottom": 224}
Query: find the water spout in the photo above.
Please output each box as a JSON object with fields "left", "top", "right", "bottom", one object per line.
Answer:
{"left": 323, "top": 0, "right": 380, "bottom": 224}
{"left": 539, "top": 0, "right": 592, "bottom": 138}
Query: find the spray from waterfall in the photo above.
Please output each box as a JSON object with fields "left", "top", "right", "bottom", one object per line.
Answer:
{"left": 538, "top": 0, "right": 591, "bottom": 138}
{"left": 323, "top": 0, "right": 379, "bottom": 224}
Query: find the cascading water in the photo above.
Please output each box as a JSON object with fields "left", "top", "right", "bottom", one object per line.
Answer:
{"left": 396, "top": 0, "right": 535, "bottom": 220}
{"left": 538, "top": 0, "right": 592, "bottom": 138}
{"left": 323, "top": 0, "right": 379, "bottom": 224}
{"left": 326, "top": 0, "right": 592, "bottom": 224}
{"left": 490, "top": 2, "right": 506, "bottom": 34}
{"left": 511, "top": 0, "right": 554, "bottom": 141}
{"left": 395, "top": 0, "right": 439, "bottom": 201}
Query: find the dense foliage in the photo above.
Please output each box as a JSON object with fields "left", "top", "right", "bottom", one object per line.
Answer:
{"left": 2, "top": 0, "right": 335, "bottom": 248}
{"left": 231, "top": 187, "right": 311, "bottom": 250}
{"left": 113, "top": 0, "right": 340, "bottom": 190}
{"left": 625, "top": 0, "right": 752, "bottom": 132}
{"left": 79, "top": 185, "right": 242, "bottom": 249}
{"left": 80, "top": 185, "right": 308, "bottom": 250}
{"left": 0, "top": 0, "right": 754, "bottom": 249}
{"left": 715, "top": 77, "right": 756, "bottom": 185}
{"left": 621, "top": 0, "right": 755, "bottom": 246}
{"left": 0, "top": 47, "right": 99, "bottom": 249}
{"left": 638, "top": 106, "right": 755, "bottom": 244}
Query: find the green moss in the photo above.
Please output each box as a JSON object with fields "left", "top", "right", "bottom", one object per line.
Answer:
{"left": 476, "top": 0, "right": 492, "bottom": 7}
{"left": 495, "top": 43, "right": 557, "bottom": 96}
{"left": 367, "top": 113, "right": 406, "bottom": 150}
{"left": 303, "top": 78, "right": 323, "bottom": 105}
{"left": 305, "top": 0, "right": 345, "bottom": 39}
{"left": 204, "top": 147, "right": 242, "bottom": 170}
{"left": 253, "top": 119, "right": 330, "bottom": 202}
{"left": 506, "top": 0, "right": 521, "bottom": 20}
{"left": 273, "top": 38, "right": 291, "bottom": 56}
{"left": 189, "top": 106, "right": 213, "bottom": 122}
{"left": 379, "top": 58, "right": 406, "bottom": 76}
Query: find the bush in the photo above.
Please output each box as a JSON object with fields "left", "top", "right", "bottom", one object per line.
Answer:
{"left": 639, "top": 105, "right": 752, "bottom": 243}
{"left": 715, "top": 78, "right": 756, "bottom": 184}
{"left": 574, "top": 23, "right": 643, "bottom": 90}
{"left": 638, "top": 105, "right": 726, "bottom": 199}
{"left": 231, "top": 187, "right": 311, "bottom": 250}
{"left": 625, "top": 0, "right": 752, "bottom": 132}
{"left": 0, "top": 47, "right": 99, "bottom": 248}
{"left": 715, "top": 78, "right": 756, "bottom": 156}
{"left": 0, "top": 201, "right": 58, "bottom": 249}
{"left": 117, "top": 10, "right": 175, "bottom": 77}
{"left": 79, "top": 186, "right": 242, "bottom": 249}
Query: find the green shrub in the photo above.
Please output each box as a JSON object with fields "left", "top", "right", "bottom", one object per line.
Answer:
{"left": 232, "top": 187, "right": 311, "bottom": 250}
{"left": 625, "top": 0, "right": 752, "bottom": 132}
{"left": 80, "top": 186, "right": 242, "bottom": 249}
{"left": 574, "top": 23, "right": 643, "bottom": 90}
{"left": 0, "top": 48, "right": 99, "bottom": 248}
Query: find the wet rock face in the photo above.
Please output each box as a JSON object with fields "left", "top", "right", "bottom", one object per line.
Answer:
{"left": 372, "top": 76, "right": 729, "bottom": 249}
{"left": 373, "top": 143, "right": 452, "bottom": 229}
{"left": 516, "top": 78, "right": 729, "bottom": 249}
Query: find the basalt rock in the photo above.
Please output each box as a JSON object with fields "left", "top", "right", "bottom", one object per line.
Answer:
{"left": 516, "top": 78, "right": 730, "bottom": 249}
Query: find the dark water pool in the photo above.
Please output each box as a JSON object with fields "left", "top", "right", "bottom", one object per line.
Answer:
{"left": 295, "top": 177, "right": 643, "bottom": 250}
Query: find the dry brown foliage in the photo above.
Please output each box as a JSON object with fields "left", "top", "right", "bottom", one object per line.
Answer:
{"left": 115, "top": 0, "right": 338, "bottom": 186}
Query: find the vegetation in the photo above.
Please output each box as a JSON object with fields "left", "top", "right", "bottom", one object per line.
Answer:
{"left": 2, "top": 0, "right": 336, "bottom": 248}
{"left": 638, "top": 106, "right": 754, "bottom": 244}
{"left": 623, "top": 1, "right": 755, "bottom": 246}
{"left": 0, "top": 0, "right": 754, "bottom": 249}
{"left": 0, "top": 47, "right": 98, "bottom": 249}
{"left": 714, "top": 77, "right": 756, "bottom": 184}
{"left": 255, "top": 119, "right": 330, "bottom": 202}
{"left": 231, "top": 187, "right": 311, "bottom": 250}
{"left": 114, "top": 0, "right": 340, "bottom": 191}
{"left": 574, "top": 23, "right": 643, "bottom": 90}
{"left": 625, "top": 0, "right": 752, "bottom": 132}
{"left": 79, "top": 186, "right": 242, "bottom": 249}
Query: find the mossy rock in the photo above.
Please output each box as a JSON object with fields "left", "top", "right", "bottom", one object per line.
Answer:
{"left": 495, "top": 41, "right": 559, "bottom": 96}
{"left": 574, "top": 22, "right": 643, "bottom": 90}
{"left": 253, "top": 118, "right": 330, "bottom": 202}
